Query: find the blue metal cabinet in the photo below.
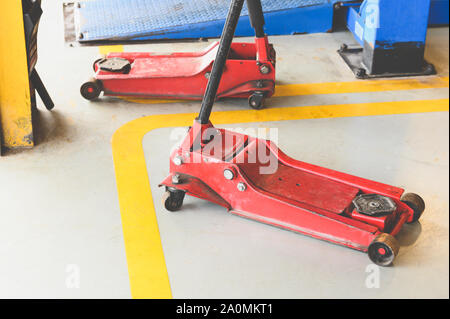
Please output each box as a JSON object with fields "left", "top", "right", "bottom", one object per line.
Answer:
{"left": 339, "top": 0, "right": 436, "bottom": 78}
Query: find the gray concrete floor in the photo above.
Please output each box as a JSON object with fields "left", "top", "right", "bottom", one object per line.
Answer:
{"left": 146, "top": 113, "right": 449, "bottom": 299}
{"left": 0, "top": 1, "right": 448, "bottom": 298}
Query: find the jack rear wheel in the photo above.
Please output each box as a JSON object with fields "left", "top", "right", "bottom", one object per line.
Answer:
{"left": 162, "top": 188, "right": 185, "bottom": 212}
{"left": 80, "top": 79, "right": 102, "bottom": 101}
{"left": 401, "top": 193, "right": 425, "bottom": 223}
{"left": 368, "top": 233, "right": 400, "bottom": 267}
{"left": 249, "top": 92, "right": 266, "bottom": 110}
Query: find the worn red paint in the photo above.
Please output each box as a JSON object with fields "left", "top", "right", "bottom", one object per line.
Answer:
{"left": 93, "top": 37, "right": 276, "bottom": 102}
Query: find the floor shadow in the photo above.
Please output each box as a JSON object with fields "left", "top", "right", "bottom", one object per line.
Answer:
{"left": 32, "top": 108, "right": 74, "bottom": 147}
{"left": 396, "top": 221, "right": 423, "bottom": 247}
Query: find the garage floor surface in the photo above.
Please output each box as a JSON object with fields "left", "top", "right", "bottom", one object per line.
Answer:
{"left": 0, "top": 1, "right": 448, "bottom": 298}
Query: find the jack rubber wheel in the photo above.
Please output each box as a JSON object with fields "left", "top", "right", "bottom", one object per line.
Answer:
{"left": 368, "top": 233, "right": 400, "bottom": 267}
{"left": 80, "top": 79, "right": 102, "bottom": 101}
{"left": 401, "top": 193, "right": 425, "bottom": 223}
{"left": 162, "top": 189, "right": 186, "bottom": 212}
{"left": 249, "top": 92, "right": 265, "bottom": 110}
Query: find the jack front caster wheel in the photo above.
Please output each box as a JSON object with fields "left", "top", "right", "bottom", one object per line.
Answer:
{"left": 80, "top": 79, "right": 102, "bottom": 101}
{"left": 401, "top": 193, "right": 425, "bottom": 223}
{"left": 162, "top": 188, "right": 186, "bottom": 212}
{"left": 368, "top": 233, "right": 400, "bottom": 267}
{"left": 249, "top": 92, "right": 266, "bottom": 110}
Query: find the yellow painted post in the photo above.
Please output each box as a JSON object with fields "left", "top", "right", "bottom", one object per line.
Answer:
{"left": 0, "top": 0, "right": 33, "bottom": 149}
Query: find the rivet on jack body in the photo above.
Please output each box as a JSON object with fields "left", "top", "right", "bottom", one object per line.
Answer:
{"left": 237, "top": 183, "right": 247, "bottom": 192}
{"left": 172, "top": 174, "right": 181, "bottom": 185}
{"left": 173, "top": 156, "right": 183, "bottom": 166}
{"left": 223, "top": 169, "right": 235, "bottom": 180}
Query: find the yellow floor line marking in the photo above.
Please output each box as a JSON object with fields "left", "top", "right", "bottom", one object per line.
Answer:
{"left": 99, "top": 45, "right": 124, "bottom": 55}
{"left": 118, "top": 76, "right": 449, "bottom": 104}
{"left": 274, "top": 76, "right": 449, "bottom": 97}
{"left": 112, "top": 98, "right": 448, "bottom": 299}
{"left": 123, "top": 98, "right": 183, "bottom": 104}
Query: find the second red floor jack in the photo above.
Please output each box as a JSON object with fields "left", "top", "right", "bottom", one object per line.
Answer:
{"left": 160, "top": 0, "right": 425, "bottom": 267}
{"left": 80, "top": 8, "right": 276, "bottom": 110}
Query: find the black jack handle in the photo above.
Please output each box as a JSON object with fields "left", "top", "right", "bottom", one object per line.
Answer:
{"left": 197, "top": 0, "right": 265, "bottom": 124}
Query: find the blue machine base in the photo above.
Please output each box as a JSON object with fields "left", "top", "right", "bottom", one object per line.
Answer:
{"left": 75, "top": 0, "right": 344, "bottom": 42}
{"left": 74, "top": 0, "right": 448, "bottom": 43}
{"left": 429, "top": 0, "right": 450, "bottom": 25}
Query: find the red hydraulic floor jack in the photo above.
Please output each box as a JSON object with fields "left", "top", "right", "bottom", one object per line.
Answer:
{"left": 160, "top": 0, "right": 425, "bottom": 266}
{"left": 80, "top": 11, "right": 276, "bottom": 110}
